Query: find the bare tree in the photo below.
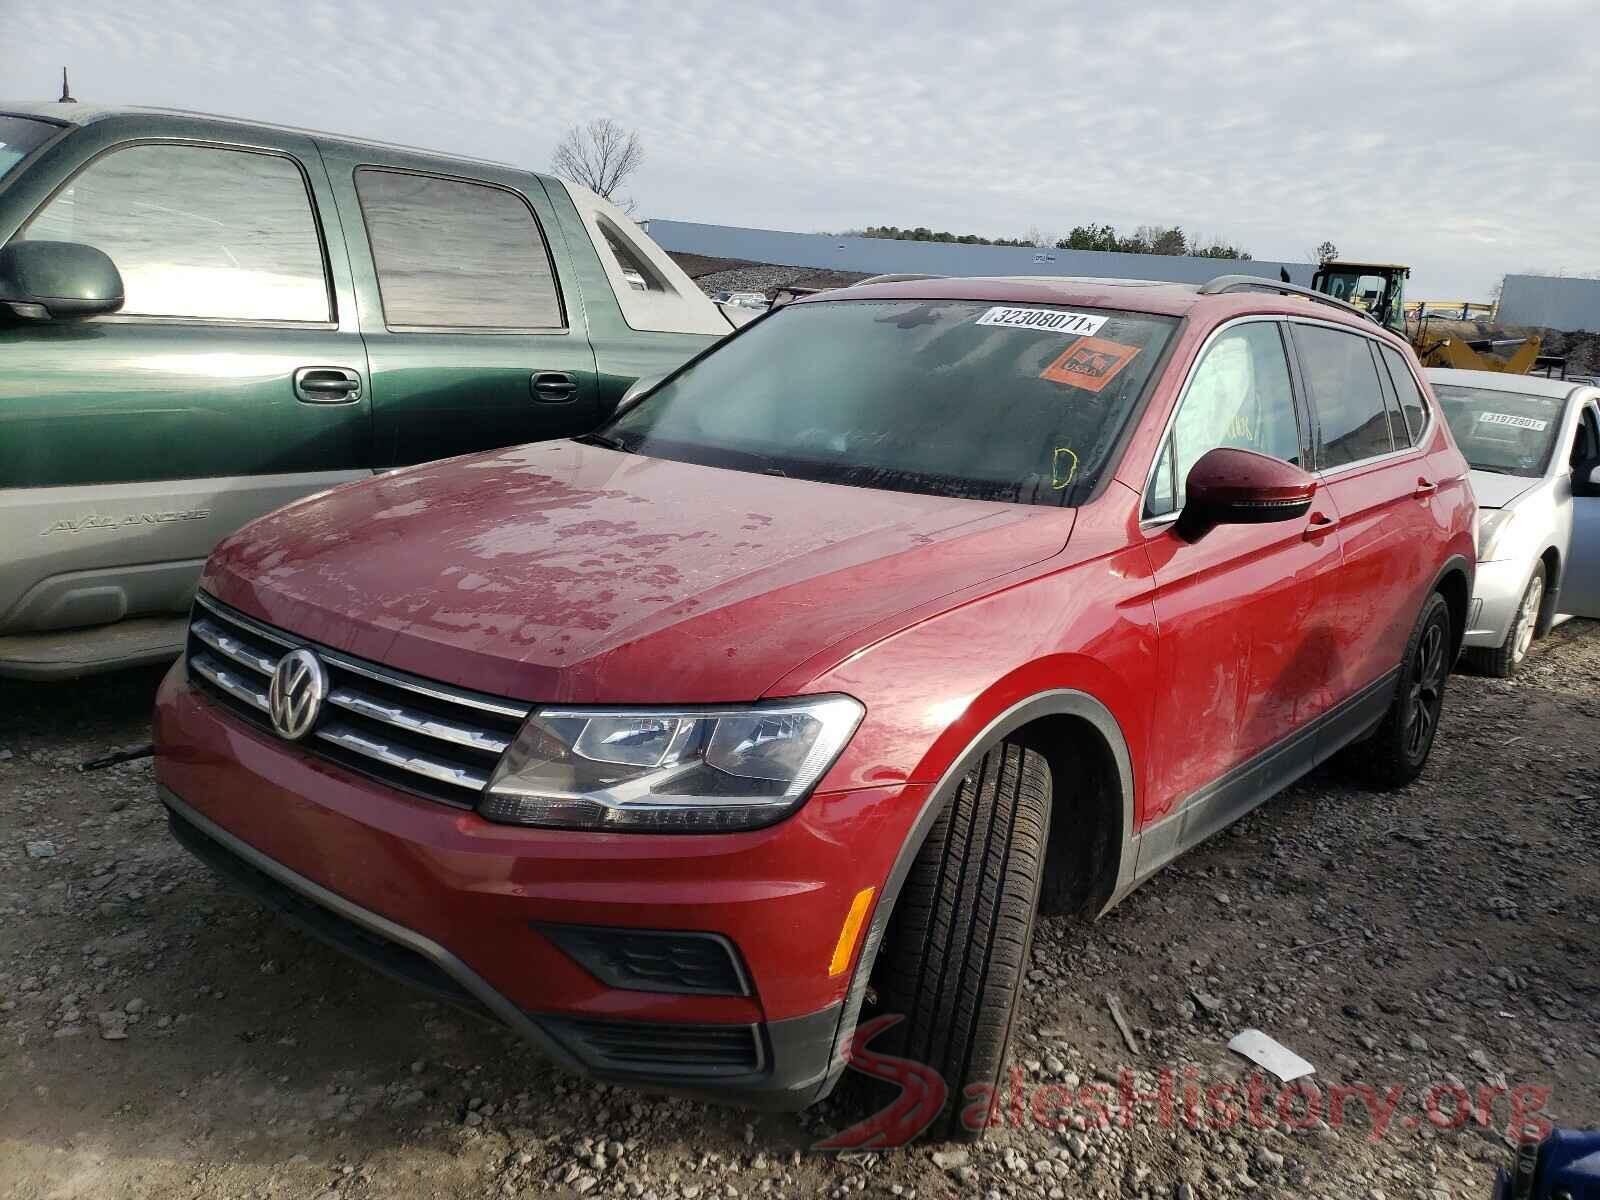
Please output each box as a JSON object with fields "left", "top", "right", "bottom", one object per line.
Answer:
{"left": 551, "top": 118, "right": 644, "bottom": 210}
{"left": 1309, "top": 240, "right": 1339, "bottom": 265}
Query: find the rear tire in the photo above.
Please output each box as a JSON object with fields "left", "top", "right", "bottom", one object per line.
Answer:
{"left": 874, "top": 740, "right": 1051, "bottom": 1142}
{"left": 1463, "top": 563, "right": 1544, "bottom": 678}
{"left": 1355, "top": 591, "right": 1452, "bottom": 790}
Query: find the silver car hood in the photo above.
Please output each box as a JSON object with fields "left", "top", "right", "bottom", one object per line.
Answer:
{"left": 1470, "top": 469, "right": 1541, "bottom": 510}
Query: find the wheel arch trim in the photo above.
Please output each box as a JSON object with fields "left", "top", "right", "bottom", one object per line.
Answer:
{"left": 818, "top": 688, "right": 1135, "bottom": 1100}
{"left": 1429, "top": 552, "right": 1473, "bottom": 659}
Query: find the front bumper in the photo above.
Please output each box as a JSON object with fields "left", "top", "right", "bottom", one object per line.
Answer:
{"left": 1463, "top": 557, "right": 1537, "bottom": 649}
{"left": 155, "top": 664, "right": 921, "bottom": 1109}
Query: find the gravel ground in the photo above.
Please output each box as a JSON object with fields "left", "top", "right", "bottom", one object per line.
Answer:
{"left": 678, "top": 260, "right": 873, "bottom": 299}
{"left": 2, "top": 623, "right": 1597, "bottom": 1200}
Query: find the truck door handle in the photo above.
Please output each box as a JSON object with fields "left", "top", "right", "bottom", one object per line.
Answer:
{"left": 293, "top": 366, "right": 362, "bottom": 404}
{"left": 1413, "top": 477, "right": 1438, "bottom": 498}
{"left": 1303, "top": 511, "right": 1339, "bottom": 540}
{"left": 531, "top": 372, "right": 578, "bottom": 403}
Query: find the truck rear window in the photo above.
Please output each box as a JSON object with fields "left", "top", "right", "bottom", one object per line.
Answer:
{"left": 0, "top": 116, "right": 60, "bottom": 184}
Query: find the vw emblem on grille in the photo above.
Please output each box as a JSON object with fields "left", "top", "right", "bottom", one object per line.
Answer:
{"left": 268, "top": 648, "right": 328, "bottom": 741}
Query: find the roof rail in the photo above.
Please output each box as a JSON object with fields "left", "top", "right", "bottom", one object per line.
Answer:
{"left": 1198, "top": 273, "right": 1380, "bottom": 325}
{"left": 851, "top": 272, "right": 949, "bottom": 286}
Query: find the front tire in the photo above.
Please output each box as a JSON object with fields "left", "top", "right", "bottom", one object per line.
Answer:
{"left": 874, "top": 740, "right": 1051, "bottom": 1141}
{"left": 1356, "top": 591, "right": 1452, "bottom": 790}
{"left": 1464, "top": 563, "right": 1544, "bottom": 678}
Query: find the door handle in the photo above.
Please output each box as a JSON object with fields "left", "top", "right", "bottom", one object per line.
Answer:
{"left": 1303, "top": 511, "right": 1339, "bottom": 540}
{"left": 1413, "top": 477, "right": 1438, "bottom": 498}
{"left": 531, "top": 372, "right": 579, "bottom": 403}
{"left": 293, "top": 366, "right": 362, "bottom": 404}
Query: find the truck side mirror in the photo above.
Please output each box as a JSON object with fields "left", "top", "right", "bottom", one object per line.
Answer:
{"left": 0, "top": 240, "right": 126, "bottom": 321}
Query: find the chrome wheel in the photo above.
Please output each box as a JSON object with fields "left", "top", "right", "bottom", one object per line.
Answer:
{"left": 1404, "top": 619, "right": 1447, "bottom": 760}
{"left": 1511, "top": 575, "right": 1542, "bottom": 664}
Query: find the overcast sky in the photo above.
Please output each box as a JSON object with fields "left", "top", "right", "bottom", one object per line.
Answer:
{"left": 8, "top": 0, "right": 1598, "bottom": 298}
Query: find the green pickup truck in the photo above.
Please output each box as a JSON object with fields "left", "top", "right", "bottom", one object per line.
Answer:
{"left": 0, "top": 102, "right": 729, "bottom": 680}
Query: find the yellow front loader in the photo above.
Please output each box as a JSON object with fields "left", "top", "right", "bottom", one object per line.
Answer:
{"left": 1309, "top": 261, "right": 1557, "bottom": 375}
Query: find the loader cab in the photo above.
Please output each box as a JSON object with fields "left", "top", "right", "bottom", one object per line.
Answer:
{"left": 1311, "top": 262, "right": 1410, "bottom": 334}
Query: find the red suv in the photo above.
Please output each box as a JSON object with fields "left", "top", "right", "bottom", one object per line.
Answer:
{"left": 155, "top": 275, "right": 1474, "bottom": 1139}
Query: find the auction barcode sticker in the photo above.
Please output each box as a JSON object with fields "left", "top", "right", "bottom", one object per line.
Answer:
{"left": 1478, "top": 412, "right": 1548, "bottom": 432}
{"left": 974, "top": 306, "right": 1107, "bottom": 336}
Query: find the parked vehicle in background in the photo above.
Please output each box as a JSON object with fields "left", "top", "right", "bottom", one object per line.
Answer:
{"left": 708, "top": 290, "right": 770, "bottom": 327}
{"left": 0, "top": 103, "right": 729, "bottom": 680}
{"left": 1428, "top": 367, "right": 1600, "bottom": 675}
{"left": 155, "top": 275, "right": 1474, "bottom": 1140}
{"left": 709, "top": 290, "right": 769, "bottom": 309}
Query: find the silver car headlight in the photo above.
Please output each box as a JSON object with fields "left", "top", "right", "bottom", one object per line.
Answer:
{"left": 479, "top": 696, "right": 864, "bottom": 831}
{"left": 1476, "top": 507, "right": 1519, "bottom": 562}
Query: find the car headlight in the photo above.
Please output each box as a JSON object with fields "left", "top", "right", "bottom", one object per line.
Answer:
{"left": 479, "top": 696, "right": 864, "bottom": 832}
{"left": 1476, "top": 508, "right": 1519, "bottom": 562}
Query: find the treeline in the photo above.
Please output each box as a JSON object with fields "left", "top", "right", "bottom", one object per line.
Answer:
{"left": 1056, "top": 224, "right": 1252, "bottom": 260}
{"left": 850, "top": 222, "right": 1251, "bottom": 260}
{"left": 855, "top": 224, "right": 1040, "bottom": 247}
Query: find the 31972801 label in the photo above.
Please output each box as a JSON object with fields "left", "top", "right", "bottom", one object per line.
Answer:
{"left": 1477, "top": 411, "right": 1548, "bottom": 432}
{"left": 974, "top": 306, "right": 1107, "bottom": 336}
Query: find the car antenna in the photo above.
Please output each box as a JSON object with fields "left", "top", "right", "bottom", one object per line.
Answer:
{"left": 1280, "top": 267, "right": 1291, "bottom": 283}
{"left": 58, "top": 67, "right": 77, "bottom": 104}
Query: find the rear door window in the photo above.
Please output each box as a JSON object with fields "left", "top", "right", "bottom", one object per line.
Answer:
{"left": 1377, "top": 344, "right": 1429, "bottom": 443}
{"left": 19, "top": 142, "right": 331, "bottom": 322}
{"left": 354, "top": 168, "right": 562, "bottom": 330}
{"left": 1367, "top": 342, "right": 1413, "bottom": 449}
{"left": 1292, "top": 324, "right": 1395, "bottom": 469}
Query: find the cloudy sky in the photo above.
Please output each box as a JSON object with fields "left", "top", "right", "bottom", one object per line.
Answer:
{"left": 8, "top": 0, "right": 1598, "bottom": 298}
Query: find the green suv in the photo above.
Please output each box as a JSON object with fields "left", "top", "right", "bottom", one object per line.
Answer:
{"left": 0, "top": 102, "right": 728, "bottom": 679}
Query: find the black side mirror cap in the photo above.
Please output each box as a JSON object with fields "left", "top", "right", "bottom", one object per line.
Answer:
{"left": 0, "top": 240, "right": 125, "bottom": 321}
{"left": 1574, "top": 458, "right": 1600, "bottom": 498}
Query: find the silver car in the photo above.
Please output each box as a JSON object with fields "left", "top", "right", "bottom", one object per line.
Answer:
{"left": 1428, "top": 368, "right": 1600, "bottom": 674}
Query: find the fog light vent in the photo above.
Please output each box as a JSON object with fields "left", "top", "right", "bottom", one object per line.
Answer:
{"left": 539, "top": 924, "right": 750, "bottom": 996}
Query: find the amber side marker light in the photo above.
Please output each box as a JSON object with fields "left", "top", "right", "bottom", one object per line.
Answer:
{"left": 828, "top": 887, "right": 876, "bottom": 977}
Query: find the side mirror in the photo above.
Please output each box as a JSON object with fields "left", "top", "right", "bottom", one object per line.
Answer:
{"left": 611, "top": 374, "right": 664, "bottom": 421}
{"left": 0, "top": 240, "right": 125, "bottom": 321}
{"left": 1175, "top": 447, "right": 1318, "bottom": 542}
{"left": 1575, "top": 458, "right": 1600, "bottom": 498}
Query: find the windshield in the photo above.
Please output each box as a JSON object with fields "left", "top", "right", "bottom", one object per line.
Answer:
{"left": 1434, "top": 383, "right": 1565, "bottom": 478}
{"left": 606, "top": 298, "right": 1178, "bottom": 505}
{"left": 0, "top": 116, "right": 60, "bottom": 184}
{"left": 1316, "top": 267, "right": 1404, "bottom": 330}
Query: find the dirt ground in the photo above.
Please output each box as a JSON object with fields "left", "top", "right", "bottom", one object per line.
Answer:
{"left": 2, "top": 623, "right": 1597, "bottom": 1200}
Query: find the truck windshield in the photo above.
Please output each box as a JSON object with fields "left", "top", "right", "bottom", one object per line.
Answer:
{"left": 605, "top": 298, "right": 1178, "bottom": 506}
{"left": 0, "top": 116, "right": 60, "bottom": 183}
{"left": 1434, "top": 383, "right": 1564, "bottom": 478}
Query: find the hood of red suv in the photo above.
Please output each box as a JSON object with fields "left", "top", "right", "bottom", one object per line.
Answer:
{"left": 203, "top": 442, "right": 1073, "bottom": 703}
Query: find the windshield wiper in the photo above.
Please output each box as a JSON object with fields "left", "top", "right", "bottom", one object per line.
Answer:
{"left": 574, "top": 431, "right": 631, "bottom": 453}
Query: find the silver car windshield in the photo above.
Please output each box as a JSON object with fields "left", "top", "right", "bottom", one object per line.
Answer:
{"left": 1434, "top": 384, "right": 1564, "bottom": 478}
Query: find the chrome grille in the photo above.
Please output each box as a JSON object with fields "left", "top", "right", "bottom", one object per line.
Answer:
{"left": 185, "top": 592, "right": 529, "bottom": 807}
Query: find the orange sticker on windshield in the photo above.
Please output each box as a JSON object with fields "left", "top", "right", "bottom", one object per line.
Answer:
{"left": 1040, "top": 336, "right": 1140, "bottom": 393}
